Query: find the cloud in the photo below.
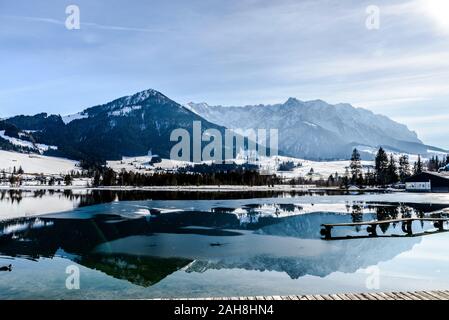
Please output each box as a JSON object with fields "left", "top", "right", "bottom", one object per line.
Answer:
{"left": 395, "top": 114, "right": 449, "bottom": 125}
{"left": 1, "top": 0, "right": 449, "bottom": 148}
{"left": 0, "top": 14, "right": 165, "bottom": 33}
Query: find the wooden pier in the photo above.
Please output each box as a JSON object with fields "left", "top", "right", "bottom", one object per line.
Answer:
{"left": 321, "top": 217, "right": 449, "bottom": 240}
{"left": 173, "top": 290, "right": 449, "bottom": 300}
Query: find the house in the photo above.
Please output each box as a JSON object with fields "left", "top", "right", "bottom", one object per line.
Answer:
{"left": 142, "top": 150, "right": 162, "bottom": 166}
{"left": 405, "top": 171, "right": 449, "bottom": 193}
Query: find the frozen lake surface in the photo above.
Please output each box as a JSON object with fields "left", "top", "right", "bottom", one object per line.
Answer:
{"left": 1, "top": 190, "right": 449, "bottom": 299}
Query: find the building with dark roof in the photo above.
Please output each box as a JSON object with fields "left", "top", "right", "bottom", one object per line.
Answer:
{"left": 405, "top": 172, "right": 449, "bottom": 193}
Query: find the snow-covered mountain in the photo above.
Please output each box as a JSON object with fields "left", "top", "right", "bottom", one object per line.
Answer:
{"left": 1, "top": 89, "right": 447, "bottom": 163}
{"left": 187, "top": 99, "right": 445, "bottom": 160}
{"left": 2, "top": 89, "right": 230, "bottom": 163}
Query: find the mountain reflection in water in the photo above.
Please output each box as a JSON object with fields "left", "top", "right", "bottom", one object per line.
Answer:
{"left": 1, "top": 198, "right": 448, "bottom": 292}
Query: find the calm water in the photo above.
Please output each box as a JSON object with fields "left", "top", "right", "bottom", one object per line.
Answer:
{"left": 1, "top": 189, "right": 449, "bottom": 299}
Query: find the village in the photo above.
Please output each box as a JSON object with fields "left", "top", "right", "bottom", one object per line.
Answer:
{"left": 1, "top": 147, "right": 449, "bottom": 193}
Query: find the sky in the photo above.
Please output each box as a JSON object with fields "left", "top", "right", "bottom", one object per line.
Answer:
{"left": 1, "top": 0, "right": 449, "bottom": 148}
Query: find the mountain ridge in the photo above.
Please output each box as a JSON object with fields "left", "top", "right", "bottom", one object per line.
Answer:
{"left": 2, "top": 89, "right": 231, "bottom": 163}
{"left": 186, "top": 98, "right": 441, "bottom": 160}
{"left": 0, "top": 89, "right": 446, "bottom": 163}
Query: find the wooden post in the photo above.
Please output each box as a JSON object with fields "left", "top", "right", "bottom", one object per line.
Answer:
{"left": 320, "top": 226, "right": 332, "bottom": 239}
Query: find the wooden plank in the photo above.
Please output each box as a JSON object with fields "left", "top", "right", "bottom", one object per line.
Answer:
{"left": 400, "top": 292, "right": 421, "bottom": 300}
{"left": 368, "top": 292, "right": 386, "bottom": 300}
{"left": 305, "top": 295, "right": 317, "bottom": 301}
{"left": 434, "top": 291, "right": 449, "bottom": 299}
{"left": 394, "top": 292, "right": 413, "bottom": 300}
{"left": 360, "top": 293, "right": 379, "bottom": 300}
{"left": 336, "top": 294, "right": 351, "bottom": 300}
{"left": 345, "top": 293, "right": 360, "bottom": 301}
{"left": 427, "top": 291, "right": 447, "bottom": 300}
{"left": 403, "top": 292, "right": 425, "bottom": 300}
{"left": 298, "top": 295, "right": 309, "bottom": 301}
{"left": 423, "top": 291, "right": 445, "bottom": 300}
{"left": 329, "top": 294, "right": 342, "bottom": 300}
{"left": 376, "top": 292, "right": 395, "bottom": 300}
{"left": 419, "top": 291, "right": 439, "bottom": 300}
{"left": 320, "top": 294, "right": 335, "bottom": 301}
{"left": 410, "top": 291, "right": 430, "bottom": 300}
{"left": 380, "top": 292, "right": 399, "bottom": 300}
{"left": 352, "top": 293, "right": 368, "bottom": 300}
{"left": 288, "top": 295, "right": 300, "bottom": 301}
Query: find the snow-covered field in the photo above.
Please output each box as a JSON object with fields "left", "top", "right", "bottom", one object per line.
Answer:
{"left": 107, "top": 154, "right": 375, "bottom": 180}
{"left": 0, "top": 150, "right": 79, "bottom": 175}
{"left": 0, "top": 148, "right": 430, "bottom": 185}
{"left": 108, "top": 156, "right": 191, "bottom": 173}
{"left": 276, "top": 158, "right": 374, "bottom": 180}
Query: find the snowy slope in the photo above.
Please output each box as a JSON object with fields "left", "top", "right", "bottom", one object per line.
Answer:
{"left": 62, "top": 112, "right": 88, "bottom": 124}
{"left": 107, "top": 156, "right": 191, "bottom": 174}
{"left": 107, "top": 154, "right": 374, "bottom": 181}
{"left": 187, "top": 99, "right": 439, "bottom": 160}
{"left": 0, "top": 150, "right": 79, "bottom": 175}
{"left": 0, "top": 130, "right": 57, "bottom": 154}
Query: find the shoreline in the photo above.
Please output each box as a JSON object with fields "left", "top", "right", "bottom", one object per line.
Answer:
{"left": 0, "top": 185, "right": 393, "bottom": 193}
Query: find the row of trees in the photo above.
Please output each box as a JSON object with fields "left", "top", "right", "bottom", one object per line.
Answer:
{"left": 426, "top": 155, "right": 449, "bottom": 172}
{"left": 0, "top": 166, "right": 75, "bottom": 187}
{"left": 92, "top": 167, "right": 282, "bottom": 187}
{"left": 346, "top": 147, "right": 425, "bottom": 187}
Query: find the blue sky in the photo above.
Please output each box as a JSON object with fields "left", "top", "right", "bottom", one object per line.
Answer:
{"left": 1, "top": 0, "right": 449, "bottom": 148}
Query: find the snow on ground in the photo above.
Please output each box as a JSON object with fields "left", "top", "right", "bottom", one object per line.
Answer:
{"left": 62, "top": 112, "right": 88, "bottom": 124}
{"left": 107, "top": 156, "right": 191, "bottom": 173}
{"left": 108, "top": 106, "right": 142, "bottom": 117}
{"left": 106, "top": 150, "right": 439, "bottom": 181}
{"left": 277, "top": 159, "right": 373, "bottom": 180}
{"left": 0, "top": 150, "right": 79, "bottom": 175}
{"left": 0, "top": 130, "right": 58, "bottom": 153}
{"left": 107, "top": 154, "right": 374, "bottom": 180}
{"left": 251, "top": 156, "right": 373, "bottom": 180}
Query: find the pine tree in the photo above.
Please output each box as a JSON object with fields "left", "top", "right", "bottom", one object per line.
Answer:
{"left": 64, "top": 174, "right": 73, "bottom": 186}
{"left": 350, "top": 148, "right": 363, "bottom": 184}
{"left": 375, "top": 147, "right": 389, "bottom": 185}
{"left": 398, "top": 155, "right": 411, "bottom": 182}
{"left": 93, "top": 171, "right": 101, "bottom": 187}
{"left": 414, "top": 155, "right": 423, "bottom": 174}
{"left": 387, "top": 154, "right": 398, "bottom": 184}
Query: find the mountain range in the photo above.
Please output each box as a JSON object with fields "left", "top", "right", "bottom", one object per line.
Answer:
{"left": 187, "top": 98, "right": 446, "bottom": 160}
{"left": 0, "top": 88, "right": 446, "bottom": 163}
{"left": 1, "top": 89, "right": 228, "bottom": 163}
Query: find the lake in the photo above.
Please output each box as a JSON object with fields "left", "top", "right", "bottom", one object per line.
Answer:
{"left": 1, "top": 189, "right": 449, "bottom": 299}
